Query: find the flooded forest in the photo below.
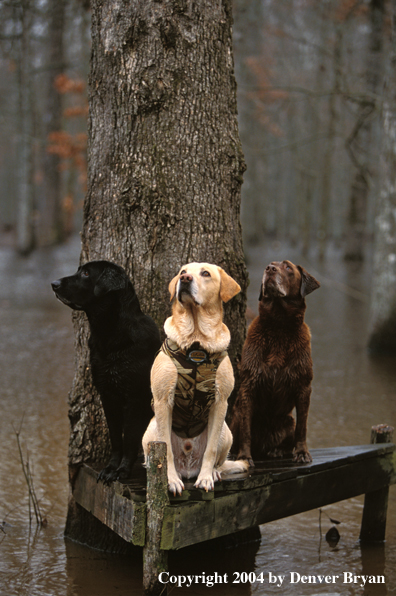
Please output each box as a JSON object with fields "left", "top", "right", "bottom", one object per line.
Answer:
{"left": 0, "top": 1, "right": 395, "bottom": 595}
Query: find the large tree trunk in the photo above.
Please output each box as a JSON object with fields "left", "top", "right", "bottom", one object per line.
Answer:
{"left": 65, "top": 0, "right": 247, "bottom": 546}
{"left": 368, "top": 1, "right": 396, "bottom": 354}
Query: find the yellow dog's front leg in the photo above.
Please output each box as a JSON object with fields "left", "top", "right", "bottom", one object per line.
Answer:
{"left": 147, "top": 351, "right": 184, "bottom": 496}
{"left": 194, "top": 356, "right": 234, "bottom": 491}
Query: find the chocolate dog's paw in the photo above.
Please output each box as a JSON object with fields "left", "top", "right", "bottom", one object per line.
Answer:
{"left": 293, "top": 450, "right": 312, "bottom": 464}
{"left": 268, "top": 448, "right": 294, "bottom": 459}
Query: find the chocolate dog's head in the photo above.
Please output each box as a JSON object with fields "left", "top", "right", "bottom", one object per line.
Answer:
{"left": 259, "top": 260, "right": 320, "bottom": 301}
{"left": 51, "top": 260, "right": 130, "bottom": 311}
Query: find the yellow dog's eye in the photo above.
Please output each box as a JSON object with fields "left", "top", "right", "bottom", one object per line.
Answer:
{"left": 201, "top": 270, "right": 211, "bottom": 277}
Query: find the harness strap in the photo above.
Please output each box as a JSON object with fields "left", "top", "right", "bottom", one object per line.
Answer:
{"left": 161, "top": 338, "right": 227, "bottom": 438}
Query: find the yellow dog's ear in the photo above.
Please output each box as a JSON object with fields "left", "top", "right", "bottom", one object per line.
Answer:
{"left": 219, "top": 268, "right": 241, "bottom": 303}
{"left": 168, "top": 274, "right": 179, "bottom": 301}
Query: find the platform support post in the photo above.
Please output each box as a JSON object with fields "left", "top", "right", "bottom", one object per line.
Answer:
{"left": 143, "top": 441, "right": 169, "bottom": 595}
{"left": 360, "top": 425, "right": 394, "bottom": 542}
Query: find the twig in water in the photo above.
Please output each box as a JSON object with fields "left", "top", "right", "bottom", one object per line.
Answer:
{"left": 13, "top": 418, "right": 45, "bottom": 527}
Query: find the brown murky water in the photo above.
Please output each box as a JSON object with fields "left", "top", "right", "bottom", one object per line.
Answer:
{"left": 0, "top": 238, "right": 395, "bottom": 596}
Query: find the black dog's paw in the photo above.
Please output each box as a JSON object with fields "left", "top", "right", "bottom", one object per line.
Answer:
{"left": 97, "top": 452, "right": 124, "bottom": 484}
{"left": 113, "top": 459, "right": 134, "bottom": 484}
{"left": 97, "top": 465, "right": 133, "bottom": 485}
{"left": 97, "top": 467, "right": 117, "bottom": 485}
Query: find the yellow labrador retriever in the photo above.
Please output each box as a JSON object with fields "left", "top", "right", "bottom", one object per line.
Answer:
{"left": 142, "top": 262, "right": 248, "bottom": 495}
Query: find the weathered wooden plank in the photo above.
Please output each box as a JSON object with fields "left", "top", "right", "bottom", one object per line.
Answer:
{"left": 161, "top": 450, "right": 396, "bottom": 550}
{"left": 260, "top": 444, "right": 396, "bottom": 477}
{"left": 179, "top": 471, "right": 273, "bottom": 497}
{"left": 135, "top": 445, "right": 396, "bottom": 503}
{"left": 73, "top": 464, "right": 146, "bottom": 546}
{"left": 295, "top": 446, "right": 390, "bottom": 475}
{"left": 215, "top": 445, "right": 396, "bottom": 487}
{"left": 88, "top": 444, "right": 396, "bottom": 503}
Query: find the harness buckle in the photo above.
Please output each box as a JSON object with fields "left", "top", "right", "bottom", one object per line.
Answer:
{"left": 187, "top": 348, "right": 208, "bottom": 364}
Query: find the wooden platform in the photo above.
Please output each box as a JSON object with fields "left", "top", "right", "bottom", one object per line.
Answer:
{"left": 73, "top": 444, "right": 396, "bottom": 548}
{"left": 72, "top": 440, "right": 396, "bottom": 594}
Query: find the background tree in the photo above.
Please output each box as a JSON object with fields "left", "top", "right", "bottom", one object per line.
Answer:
{"left": 368, "top": 0, "right": 396, "bottom": 354}
{"left": 0, "top": 0, "right": 89, "bottom": 248}
{"left": 344, "top": 0, "right": 386, "bottom": 261}
{"left": 65, "top": 0, "right": 248, "bottom": 544}
{"left": 41, "top": 0, "right": 67, "bottom": 246}
{"left": 233, "top": 0, "right": 390, "bottom": 258}
{"left": 15, "top": 0, "right": 36, "bottom": 255}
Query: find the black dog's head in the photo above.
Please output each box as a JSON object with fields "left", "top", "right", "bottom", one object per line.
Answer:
{"left": 51, "top": 260, "right": 130, "bottom": 311}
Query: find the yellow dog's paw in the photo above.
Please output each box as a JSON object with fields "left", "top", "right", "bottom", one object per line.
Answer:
{"left": 194, "top": 469, "right": 221, "bottom": 492}
{"left": 168, "top": 474, "right": 184, "bottom": 496}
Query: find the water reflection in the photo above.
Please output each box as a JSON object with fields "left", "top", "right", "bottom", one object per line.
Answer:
{"left": 0, "top": 239, "right": 395, "bottom": 596}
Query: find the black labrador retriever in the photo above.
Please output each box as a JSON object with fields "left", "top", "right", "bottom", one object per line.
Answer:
{"left": 51, "top": 260, "right": 161, "bottom": 484}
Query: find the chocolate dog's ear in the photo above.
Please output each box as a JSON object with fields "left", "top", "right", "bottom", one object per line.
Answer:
{"left": 168, "top": 274, "right": 179, "bottom": 302}
{"left": 298, "top": 266, "right": 320, "bottom": 297}
{"left": 94, "top": 267, "right": 127, "bottom": 297}
{"left": 219, "top": 268, "right": 241, "bottom": 303}
{"left": 258, "top": 284, "right": 264, "bottom": 301}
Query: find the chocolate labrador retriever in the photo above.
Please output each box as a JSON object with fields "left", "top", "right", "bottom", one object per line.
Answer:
{"left": 51, "top": 260, "right": 161, "bottom": 483}
{"left": 230, "top": 260, "right": 320, "bottom": 465}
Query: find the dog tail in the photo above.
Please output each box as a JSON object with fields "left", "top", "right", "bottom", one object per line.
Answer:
{"left": 217, "top": 459, "right": 249, "bottom": 475}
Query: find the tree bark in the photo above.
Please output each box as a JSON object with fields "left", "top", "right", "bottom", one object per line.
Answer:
{"left": 368, "top": 0, "right": 396, "bottom": 354}
{"left": 65, "top": 0, "right": 247, "bottom": 545}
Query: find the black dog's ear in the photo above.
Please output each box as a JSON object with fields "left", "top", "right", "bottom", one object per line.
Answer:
{"left": 298, "top": 266, "right": 320, "bottom": 298}
{"left": 94, "top": 267, "right": 127, "bottom": 297}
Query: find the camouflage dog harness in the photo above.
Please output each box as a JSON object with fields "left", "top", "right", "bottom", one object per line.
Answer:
{"left": 161, "top": 338, "right": 228, "bottom": 439}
